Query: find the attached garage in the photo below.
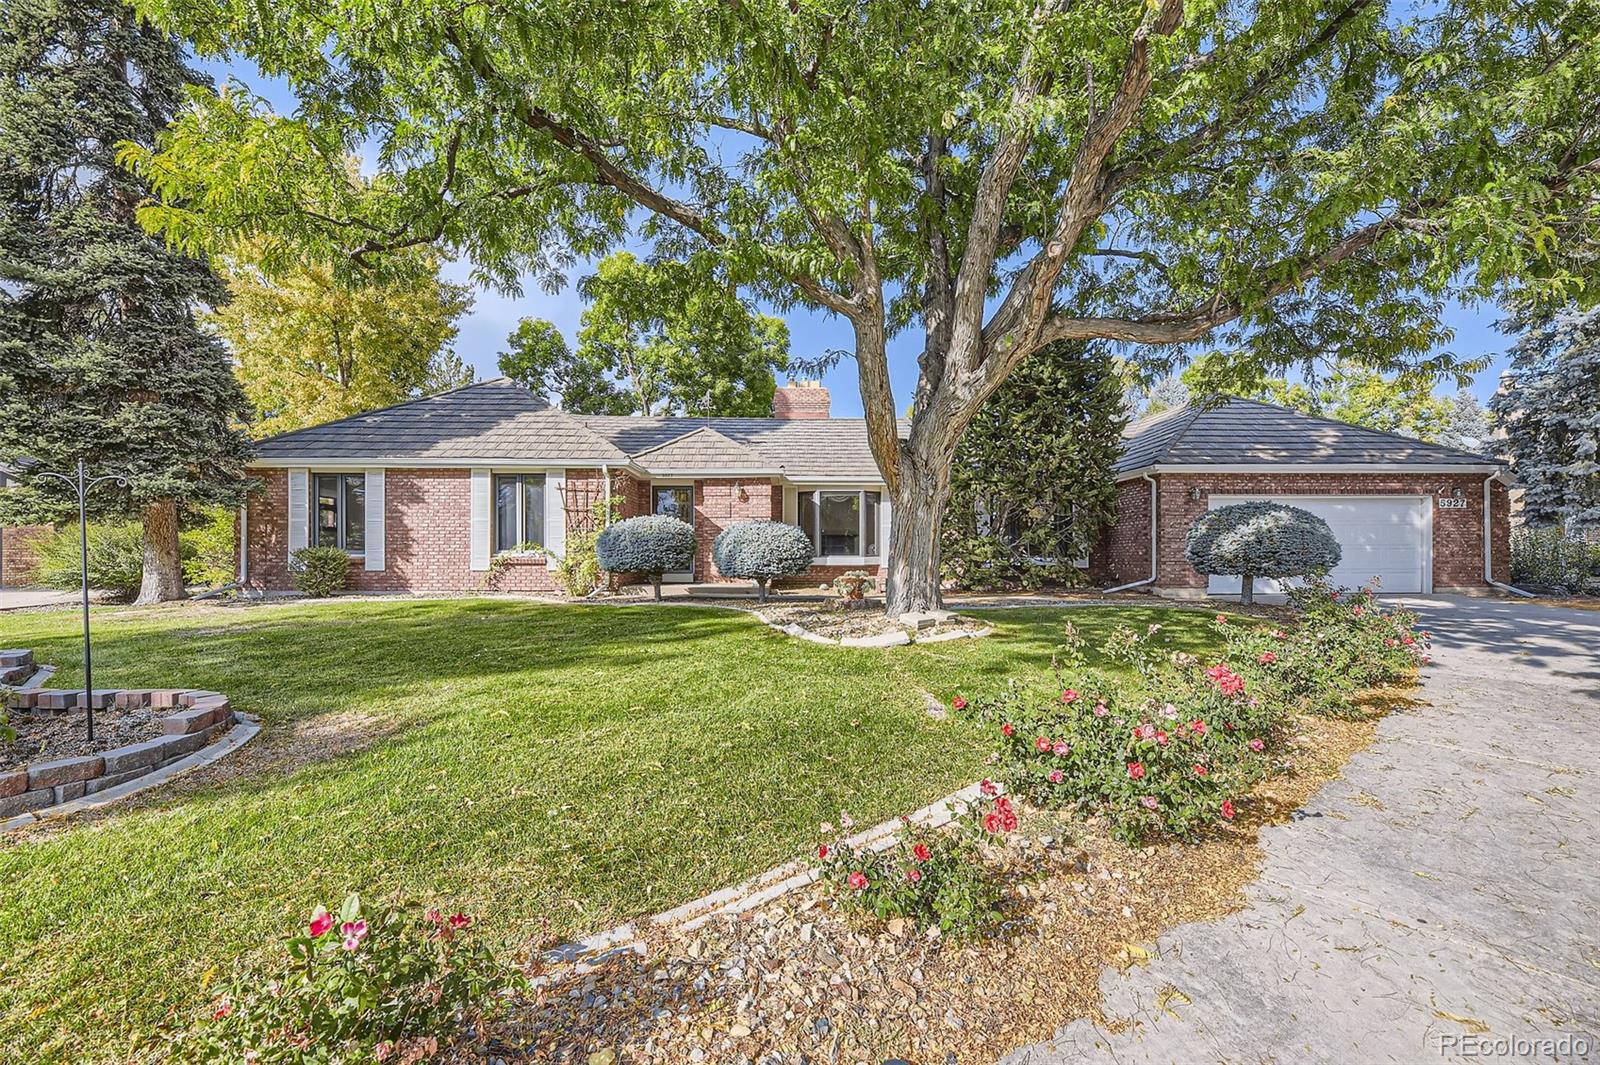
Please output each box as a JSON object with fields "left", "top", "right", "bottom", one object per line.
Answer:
{"left": 1089, "top": 397, "right": 1516, "bottom": 598}
{"left": 1204, "top": 494, "right": 1432, "bottom": 595}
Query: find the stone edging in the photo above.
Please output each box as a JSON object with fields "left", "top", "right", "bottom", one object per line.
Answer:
{"left": 540, "top": 779, "right": 998, "bottom": 971}
{"left": 1, "top": 650, "right": 260, "bottom": 830}
{"left": 751, "top": 612, "right": 995, "bottom": 648}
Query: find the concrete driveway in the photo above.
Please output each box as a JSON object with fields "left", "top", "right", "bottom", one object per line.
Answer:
{"left": 1006, "top": 596, "right": 1600, "bottom": 1065}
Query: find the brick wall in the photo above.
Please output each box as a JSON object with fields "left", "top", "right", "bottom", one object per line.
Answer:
{"left": 772, "top": 382, "right": 830, "bottom": 419}
{"left": 1088, "top": 478, "right": 1154, "bottom": 586}
{"left": 692, "top": 479, "right": 782, "bottom": 581}
{"left": 246, "top": 468, "right": 605, "bottom": 595}
{"left": 1, "top": 524, "right": 50, "bottom": 587}
{"left": 1144, "top": 472, "right": 1506, "bottom": 593}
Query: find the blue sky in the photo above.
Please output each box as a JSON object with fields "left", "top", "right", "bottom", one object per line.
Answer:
{"left": 199, "top": 58, "right": 1517, "bottom": 417}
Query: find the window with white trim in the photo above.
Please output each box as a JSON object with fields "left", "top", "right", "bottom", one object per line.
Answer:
{"left": 794, "top": 488, "right": 881, "bottom": 559}
{"left": 313, "top": 473, "right": 365, "bottom": 552}
{"left": 493, "top": 473, "right": 546, "bottom": 552}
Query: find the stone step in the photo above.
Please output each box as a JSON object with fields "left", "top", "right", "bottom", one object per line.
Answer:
{"left": 0, "top": 649, "right": 34, "bottom": 669}
{"left": 0, "top": 664, "right": 35, "bottom": 686}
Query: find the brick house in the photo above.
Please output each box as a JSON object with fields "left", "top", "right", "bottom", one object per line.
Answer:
{"left": 1089, "top": 397, "right": 1513, "bottom": 597}
{"left": 240, "top": 383, "right": 1512, "bottom": 598}
{"left": 0, "top": 465, "right": 50, "bottom": 589}
{"left": 243, "top": 379, "right": 891, "bottom": 595}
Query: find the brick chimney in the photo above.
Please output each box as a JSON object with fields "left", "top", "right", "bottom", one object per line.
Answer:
{"left": 773, "top": 380, "right": 830, "bottom": 420}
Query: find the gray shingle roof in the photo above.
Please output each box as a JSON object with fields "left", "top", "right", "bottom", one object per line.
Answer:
{"left": 576, "top": 414, "right": 898, "bottom": 480}
{"left": 1114, "top": 396, "right": 1501, "bottom": 475}
{"left": 251, "top": 379, "right": 628, "bottom": 464}
{"left": 632, "top": 427, "right": 776, "bottom": 474}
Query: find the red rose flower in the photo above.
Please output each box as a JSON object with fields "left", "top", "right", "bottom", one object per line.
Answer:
{"left": 1001, "top": 723, "right": 1015, "bottom": 737}
{"left": 818, "top": 844, "right": 830, "bottom": 859}
{"left": 982, "top": 812, "right": 1002, "bottom": 833}
{"left": 1127, "top": 761, "right": 1145, "bottom": 780}
{"left": 1190, "top": 719, "right": 1207, "bottom": 735}
{"left": 308, "top": 911, "right": 335, "bottom": 938}
{"left": 912, "top": 843, "right": 931, "bottom": 863}
{"left": 1035, "top": 736, "right": 1052, "bottom": 751}
{"left": 1192, "top": 763, "right": 1208, "bottom": 777}
{"left": 980, "top": 778, "right": 998, "bottom": 797}
{"left": 448, "top": 912, "right": 471, "bottom": 930}
{"left": 1258, "top": 651, "right": 1278, "bottom": 665}
{"left": 1220, "top": 799, "right": 1236, "bottom": 820}
{"left": 951, "top": 695, "right": 968, "bottom": 711}
{"left": 212, "top": 1002, "right": 232, "bottom": 1021}
{"left": 1155, "top": 730, "right": 1169, "bottom": 746}
{"left": 848, "top": 871, "right": 869, "bottom": 890}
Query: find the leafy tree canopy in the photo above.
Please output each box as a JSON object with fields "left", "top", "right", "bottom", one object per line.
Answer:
{"left": 1492, "top": 305, "right": 1600, "bottom": 530}
{"left": 210, "top": 246, "right": 474, "bottom": 437}
{"left": 944, "top": 341, "right": 1126, "bottom": 590}
{"left": 498, "top": 252, "right": 789, "bottom": 415}
{"left": 119, "top": 0, "right": 1600, "bottom": 612}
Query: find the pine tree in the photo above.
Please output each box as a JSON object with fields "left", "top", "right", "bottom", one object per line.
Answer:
{"left": 0, "top": 0, "right": 251, "bottom": 603}
{"left": 1438, "top": 388, "right": 1493, "bottom": 456}
{"left": 1492, "top": 306, "right": 1600, "bottom": 531}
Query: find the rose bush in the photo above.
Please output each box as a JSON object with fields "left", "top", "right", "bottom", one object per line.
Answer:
{"left": 814, "top": 795, "right": 1015, "bottom": 937}
{"left": 1221, "top": 577, "right": 1430, "bottom": 714}
{"left": 964, "top": 625, "right": 1279, "bottom": 843}
{"left": 172, "top": 893, "right": 524, "bottom": 1064}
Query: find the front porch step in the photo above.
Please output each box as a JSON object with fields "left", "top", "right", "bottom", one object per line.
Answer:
{"left": 683, "top": 584, "right": 760, "bottom": 598}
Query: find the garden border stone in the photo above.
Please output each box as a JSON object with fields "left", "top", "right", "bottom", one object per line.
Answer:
{"left": 751, "top": 610, "right": 995, "bottom": 647}
{"left": 539, "top": 778, "right": 1002, "bottom": 972}
{"left": 1, "top": 654, "right": 261, "bottom": 830}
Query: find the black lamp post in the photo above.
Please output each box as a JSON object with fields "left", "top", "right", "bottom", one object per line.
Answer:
{"left": 32, "top": 459, "right": 127, "bottom": 742}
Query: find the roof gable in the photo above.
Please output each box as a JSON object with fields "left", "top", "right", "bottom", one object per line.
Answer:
{"left": 1115, "top": 396, "right": 1499, "bottom": 474}
{"left": 632, "top": 426, "right": 774, "bottom": 473}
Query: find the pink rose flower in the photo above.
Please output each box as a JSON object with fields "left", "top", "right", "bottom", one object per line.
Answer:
{"left": 1093, "top": 702, "right": 1109, "bottom": 717}
{"left": 1141, "top": 796, "right": 1159, "bottom": 811}
{"left": 1248, "top": 738, "right": 1265, "bottom": 752}
{"left": 1053, "top": 740, "right": 1070, "bottom": 756}
{"left": 847, "top": 871, "right": 869, "bottom": 890}
{"left": 1060, "top": 688, "right": 1080, "bottom": 704}
{"left": 1127, "top": 761, "right": 1145, "bottom": 780}
{"left": 951, "top": 695, "right": 967, "bottom": 711}
{"left": 1048, "top": 769, "right": 1064, "bottom": 783}
{"left": 308, "top": 910, "right": 334, "bottom": 938}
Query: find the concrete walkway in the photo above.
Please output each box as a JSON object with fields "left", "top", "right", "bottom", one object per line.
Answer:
{"left": 1006, "top": 596, "right": 1600, "bottom": 1065}
{"left": 0, "top": 587, "right": 77, "bottom": 611}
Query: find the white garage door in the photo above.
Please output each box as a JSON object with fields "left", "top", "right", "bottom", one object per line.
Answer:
{"left": 1206, "top": 495, "right": 1431, "bottom": 596}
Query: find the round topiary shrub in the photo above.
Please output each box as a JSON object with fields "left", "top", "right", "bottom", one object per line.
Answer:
{"left": 1184, "top": 501, "right": 1342, "bottom": 604}
{"left": 594, "top": 515, "right": 696, "bottom": 600}
{"left": 712, "top": 520, "right": 815, "bottom": 601}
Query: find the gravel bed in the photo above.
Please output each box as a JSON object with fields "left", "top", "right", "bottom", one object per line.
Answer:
{"left": 0, "top": 705, "right": 166, "bottom": 770}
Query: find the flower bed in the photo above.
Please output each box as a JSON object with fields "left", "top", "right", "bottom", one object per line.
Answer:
{"left": 961, "top": 579, "right": 1428, "bottom": 843}
{"left": 755, "top": 603, "right": 992, "bottom": 646}
{"left": 1, "top": 656, "right": 243, "bottom": 822}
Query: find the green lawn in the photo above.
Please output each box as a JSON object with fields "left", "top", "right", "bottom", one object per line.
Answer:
{"left": 0, "top": 598, "right": 1222, "bottom": 1061}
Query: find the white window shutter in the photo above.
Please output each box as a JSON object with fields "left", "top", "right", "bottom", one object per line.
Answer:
{"left": 543, "top": 470, "right": 566, "bottom": 560}
{"left": 469, "top": 469, "right": 491, "bottom": 571}
{"left": 364, "top": 469, "right": 385, "bottom": 570}
{"left": 287, "top": 469, "right": 309, "bottom": 561}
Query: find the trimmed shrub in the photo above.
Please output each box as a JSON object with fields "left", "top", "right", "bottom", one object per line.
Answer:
{"left": 290, "top": 546, "right": 351, "bottom": 597}
{"left": 594, "top": 515, "right": 696, "bottom": 600}
{"left": 1185, "top": 501, "right": 1342, "bottom": 604}
{"left": 711, "top": 520, "right": 814, "bottom": 601}
{"left": 33, "top": 522, "right": 145, "bottom": 599}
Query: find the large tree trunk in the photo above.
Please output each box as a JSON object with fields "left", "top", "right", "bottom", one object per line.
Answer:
{"left": 1240, "top": 573, "right": 1255, "bottom": 605}
{"left": 134, "top": 498, "right": 186, "bottom": 605}
{"left": 884, "top": 458, "right": 955, "bottom": 617}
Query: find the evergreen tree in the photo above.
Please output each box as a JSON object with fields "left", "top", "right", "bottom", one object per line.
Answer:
{"left": 0, "top": 0, "right": 251, "bottom": 603}
{"left": 1438, "top": 388, "right": 1493, "bottom": 456}
{"left": 943, "top": 342, "right": 1126, "bottom": 590}
{"left": 1492, "top": 306, "right": 1600, "bottom": 531}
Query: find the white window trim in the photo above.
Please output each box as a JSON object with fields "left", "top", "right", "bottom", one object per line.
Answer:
{"left": 788, "top": 485, "right": 885, "bottom": 566}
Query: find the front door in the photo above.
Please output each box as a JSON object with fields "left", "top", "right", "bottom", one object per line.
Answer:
{"left": 652, "top": 485, "right": 695, "bottom": 581}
